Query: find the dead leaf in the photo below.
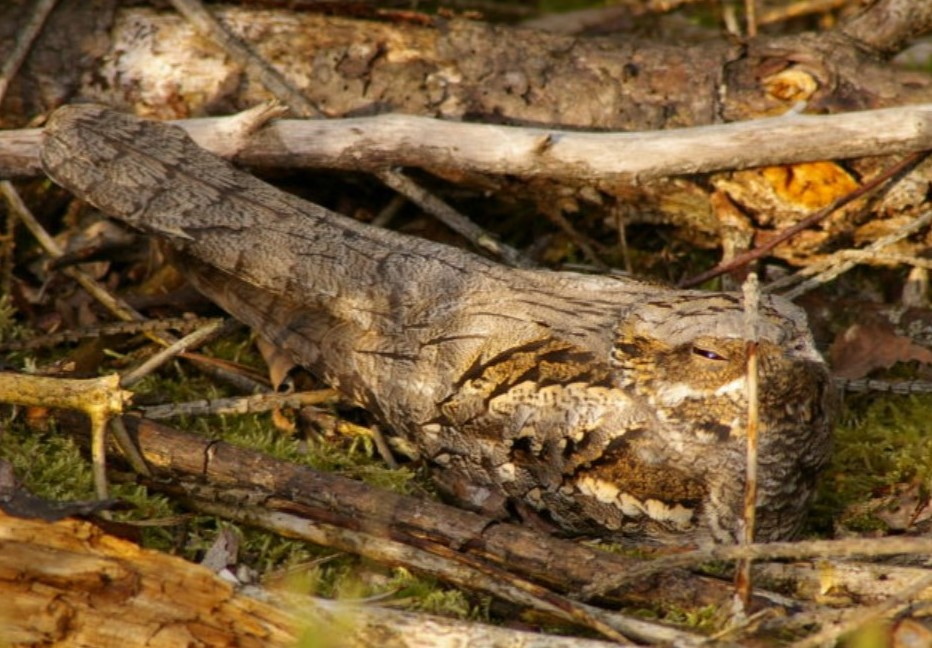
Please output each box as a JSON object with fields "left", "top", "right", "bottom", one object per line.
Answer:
{"left": 830, "top": 323, "right": 932, "bottom": 380}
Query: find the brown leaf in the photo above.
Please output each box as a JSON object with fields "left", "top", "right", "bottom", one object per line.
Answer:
{"left": 830, "top": 323, "right": 932, "bottom": 380}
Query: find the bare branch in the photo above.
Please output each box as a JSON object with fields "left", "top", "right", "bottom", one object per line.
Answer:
{"left": 841, "top": 0, "right": 932, "bottom": 56}
{"left": 7, "top": 104, "right": 932, "bottom": 183}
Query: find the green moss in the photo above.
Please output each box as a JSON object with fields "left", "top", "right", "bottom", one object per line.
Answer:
{"left": 660, "top": 604, "right": 718, "bottom": 630}
{"left": 814, "top": 392, "right": 932, "bottom": 533}
{"left": 0, "top": 420, "right": 95, "bottom": 500}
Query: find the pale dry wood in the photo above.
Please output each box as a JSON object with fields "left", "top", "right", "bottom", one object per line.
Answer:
{"left": 191, "top": 105, "right": 932, "bottom": 183}
{"left": 167, "top": 0, "right": 320, "bottom": 119}
{"left": 0, "top": 511, "right": 617, "bottom": 648}
{"left": 5, "top": 104, "right": 932, "bottom": 182}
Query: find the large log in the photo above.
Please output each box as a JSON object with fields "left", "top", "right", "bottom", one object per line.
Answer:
{"left": 2, "top": 1, "right": 931, "bottom": 262}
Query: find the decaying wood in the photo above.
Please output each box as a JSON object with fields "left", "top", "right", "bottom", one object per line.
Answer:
{"left": 2, "top": 1, "right": 931, "bottom": 264}
{"left": 0, "top": 510, "right": 623, "bottom": 648}
{"left": 4, "top": 3, "right": 928, "bottom": 128}
{"left": 36, "top": 412, "right": 932, "bottom": 646}
{"left": 118, "top": 415, "right": 704, "bottom": 607}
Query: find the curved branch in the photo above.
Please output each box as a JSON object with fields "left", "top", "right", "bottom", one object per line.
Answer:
{"left": 841, "top": 0, "right": 932, "bottom": 56}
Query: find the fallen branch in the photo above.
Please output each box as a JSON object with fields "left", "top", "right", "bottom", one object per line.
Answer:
{"left": 5, "top": 104, "right": 932, "bottom": 181}
{"left": 113, "top": 415, "right": 754, "bottom": 615}
{"left": 0, "top": 511, "right": 621, "bottom": 648}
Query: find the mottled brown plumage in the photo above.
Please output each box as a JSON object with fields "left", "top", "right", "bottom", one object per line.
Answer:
{"left": 41, "top": 104, "right": 835, "bottom": 545}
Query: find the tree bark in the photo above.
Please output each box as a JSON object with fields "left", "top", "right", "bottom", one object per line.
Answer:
{"left": 0, "top": 509, "right": 623, "bottom": 648}
{"left": 2, "top": 2, "right": 931, "bottom": 264}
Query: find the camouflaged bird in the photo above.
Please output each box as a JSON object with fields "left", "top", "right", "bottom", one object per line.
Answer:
{"left": 41, "top": 104, "right": 834, "bottom": 546}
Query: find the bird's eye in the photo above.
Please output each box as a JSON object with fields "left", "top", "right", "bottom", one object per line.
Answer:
{"left": 692, "top": 346, "right": 727, "bottom": 361}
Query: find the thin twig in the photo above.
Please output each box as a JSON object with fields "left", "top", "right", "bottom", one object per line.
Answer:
{"left": 167, "top": 1, "right": 529, "bottom": 269}
{"left": 183, "top": 492, "right": 699, "bottom": 646}
{"left": 679, "top": 151, "right": 929, "bottom": 288}
{"left": 758, "top": 0, "right": 848, "bottom": 26}
{"left": 745, "top": 0, "right": 758, "bottom": 37}
{"left": 790, "top": 572, "right": 932, "bottom": 648}
{"left": 0, "top": 0, "right": 59, "bottom": 107}
{"left": 0, "top": 317, "right": 221, "bottom": 351}
{"left": 375, "top": 168, "right": 530, "bottom": 267}
{"left": 138, "top": 389, "right": 339, "bottom": 419}
{"left": 769, "top": 207, "right": 932, "bottom": 299}
{"left": 836, "top": 377, "right": 932, "bottom": 394}
{"left": 168, "top": 0, "right": 320, "bottom": 118}
{"left": 586, "top": 536, "right": 932, "bottom": 597}
{"left": 735, "top": 274, "right": 761, "bottom": 612}
{"left": 120, "top": 318, "right": 225, "bottom": 388}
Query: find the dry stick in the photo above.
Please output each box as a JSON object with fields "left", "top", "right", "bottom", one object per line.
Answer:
{"left": 678, "top": 151, "right": 929, "bottom": 289}
{"left": 734, "top": 274, "right": 761, "bottom": 613}
{"left": 0, "top": 317, "right": 221, "bottom": 351}
{"left": 9, "top": 105, "right": 932, "bottom": 182}
{"left": 769, "top": 207, "right": 932, "bottom": 299}
{"left": 374, "top": 168, "right": 529, "bottom": 267}
{"left": 0, "top": 180, "right": 150, "bottom": 494}
{"left": 758, "top": 0, "right": 848, "bottom": 26}
{"left": 187, "top": 496, "right": 692, "bottom": 646}
{"left": 399, "top": 533, "right": 633, "bottom": 644}
{"left": 789, "top": 571, "right": 932, "bottom": 648}
{"left": 0, "top": 373, "right": 130, "bottom": 499}
{"left": 167, "top": 0, "right": 320, "bottom": 119}
{"left": 138, "top": 389, "right": 339, "bottom": 420}
{"left": 168, "top": 0, "right": 524, "bottom": 267}
{"left": 0, "top": 0, "right": 58, "bottom": 107}
{"left": 586, "top": 536, "right": 932, "bottom": 598}
{"left": 824, "top": 250, "right": 932, "bottom": 271}
{"left": 119, "top": 319, "right": 225, "bottom": 388}
{"left": 745, "top": 0, "right": 758, "bottom": 37}
{"left": 838, "top": 377, "right": 932, "bottom": 394}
